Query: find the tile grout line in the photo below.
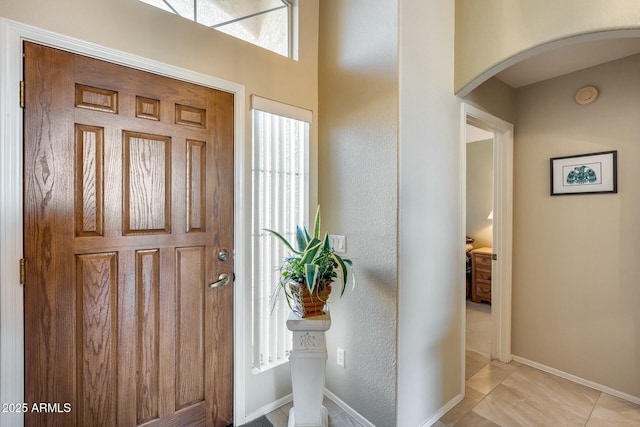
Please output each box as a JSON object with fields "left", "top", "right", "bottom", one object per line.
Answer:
{"left": 466, "top": 360, "right": 522, "bottom": 427}
{"left": 452, "top": 355, "right": 493, "bottom": 426}
{"left": 447, "top": 359, "right": 491, "bottom": 426}
{"left": 465, "top": 393, "right": 489, "bottom": 427}
{"left": 583, "top": 391, "right": 603, "bottom": 426}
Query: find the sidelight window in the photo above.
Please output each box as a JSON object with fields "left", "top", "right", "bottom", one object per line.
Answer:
{"left": 138, "top": 0, "right": 293, "bottom": 57}
{"left": 251, "top": 95, "right": 311, "bottom": 371}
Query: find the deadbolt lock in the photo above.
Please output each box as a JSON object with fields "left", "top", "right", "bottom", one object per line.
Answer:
{"left": 218, "top": 249, "right": 230, "bottom": 261}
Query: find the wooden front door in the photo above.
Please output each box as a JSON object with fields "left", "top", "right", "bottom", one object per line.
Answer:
{"left": 23, "top": 42, "right": 234, "bottom": 427}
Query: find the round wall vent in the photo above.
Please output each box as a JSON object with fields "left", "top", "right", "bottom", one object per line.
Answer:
{"left": 575, "top": 86, "right": 599, "bottom": 105}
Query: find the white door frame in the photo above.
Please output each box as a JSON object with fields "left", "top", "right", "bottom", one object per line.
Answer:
{"left": 460, "top": 103, "right": 513, "bottom": 384}
{"left": 0, "top": 18, "right": 248, "bottom": 427}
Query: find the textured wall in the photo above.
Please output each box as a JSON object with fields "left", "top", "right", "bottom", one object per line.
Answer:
{"left": 513, "top": 53, "right": 640, "bottom": 398}
{"left": 398, "top": 1, "right": 463, "bottom": 425}
{"left": 455, "top": 0, "right": 640, "bottom": 94}
{"left": 317, "top": 1, "right": 398, "bottom": 425}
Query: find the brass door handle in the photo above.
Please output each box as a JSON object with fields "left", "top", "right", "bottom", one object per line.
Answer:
{"left": 209, "top": 273, "right": 230, "bottom": 289}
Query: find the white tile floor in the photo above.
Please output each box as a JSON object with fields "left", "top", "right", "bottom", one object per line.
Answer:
{"left": 436, "top": 300, "right": 640, "bottom": 426}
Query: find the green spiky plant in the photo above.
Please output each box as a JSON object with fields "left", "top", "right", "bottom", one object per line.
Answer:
{"left": 265, "top": 206, "right": 354, "bottom": 312}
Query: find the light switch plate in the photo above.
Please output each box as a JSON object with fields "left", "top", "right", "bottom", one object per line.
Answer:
{"left": 337, "top": 347, "right": 345, "bottom": 367}
{"left": 328, "top": 234, "right": 346, "bottom": 253}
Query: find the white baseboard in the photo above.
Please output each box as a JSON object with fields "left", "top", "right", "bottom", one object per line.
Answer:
{"left": 323, "top": 388, "right": 375, "bottom": 427}
{"left": 243, "top": 393, "right": 293, "bottom": 424}
{"left": 512, "top": 355, "right": 640, "bottom": 406}
{"left": 419, "top": 393, "right": 463, "bottom": 427}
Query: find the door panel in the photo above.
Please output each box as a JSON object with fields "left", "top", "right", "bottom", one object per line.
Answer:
{"left": 24, "top": 42, "right": 234, "bottom": 427}
{"left": 76, "top": 252, "right": 118, "bottom": 426}
{"left": 135, "top": 248, "right": 160, "bottom": 424}
{"left": 122, "top": 131, "right": 171, "bottom": 234}
{"left": 175, "top": 246, "right": 206, "bottom": 409}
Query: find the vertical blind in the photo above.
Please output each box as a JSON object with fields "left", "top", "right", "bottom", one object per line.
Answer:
{"left": 251, "top": 96, "right": 311, "bottom": 371}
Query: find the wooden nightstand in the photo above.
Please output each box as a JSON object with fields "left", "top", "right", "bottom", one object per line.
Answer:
{"left": 471, "top": 247, "right": 492, "bottom": 304}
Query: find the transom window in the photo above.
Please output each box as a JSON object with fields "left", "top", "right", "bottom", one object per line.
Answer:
{"left": 139, "top": 0, "right": 292, "bottom": 57}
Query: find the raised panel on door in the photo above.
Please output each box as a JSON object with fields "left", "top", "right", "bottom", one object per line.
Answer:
{"left": 123, "top": 131, "right": 172, "bottom": 235}
{"left": 186, "top": 140, "right": 206, "bottom": 233}
{"left": 24, "top": 41, "right": 234, "bottom": 427}
{"left": 175, "top": 246, "right": 206, "bottom": 409}
{"left": 136, "top": 249, "right": 161, "bottom": 425}
{"left": 76, "top": 253, "right": 118, "bottom": 427}
{"left": 75, "top": 124, "right": 105, "bottom": 237}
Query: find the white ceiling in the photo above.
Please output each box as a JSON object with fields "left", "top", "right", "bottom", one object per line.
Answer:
{"left": 495, "top": 37, "right": 640, "bottom": 88}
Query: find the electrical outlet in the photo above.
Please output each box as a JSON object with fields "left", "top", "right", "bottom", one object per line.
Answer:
{"left": 337, "top": 347, "right": 345, "bottom": 368}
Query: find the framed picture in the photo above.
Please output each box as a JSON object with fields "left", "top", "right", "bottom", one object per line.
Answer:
{"left": 550, "top": 150, "right": 617, "bottom": 196}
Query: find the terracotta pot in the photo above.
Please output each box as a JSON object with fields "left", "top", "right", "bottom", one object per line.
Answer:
{"left": 289, "top": 282, "right": 332, "bottom": 318}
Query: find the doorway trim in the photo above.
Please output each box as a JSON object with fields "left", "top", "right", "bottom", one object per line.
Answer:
{"left": 460, "top": 103, "right": 513, "bottom": 386}
{"left": 0, "top": 18, "right": 247, "bottom": 427}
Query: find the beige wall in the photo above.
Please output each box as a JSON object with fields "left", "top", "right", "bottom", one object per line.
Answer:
{"left": 455, "top": 0, "right": 640, "bottom": 94}
{"left": 466, "top": 139, "right": 493, "bottom": 249}
{"left": 0, "top": 0, "right": 319, "bottom": 417}
{"left": 463, "top": 77, "right": 516, "bottom": 124}
{"left": 513, "top": 53, "right": 640, "bottom": 398}
{"left": 318, "top": 1, "right": 398, "bottom": 425}
{"left": 398, "top": 1, "right": 462, "bottom": 425}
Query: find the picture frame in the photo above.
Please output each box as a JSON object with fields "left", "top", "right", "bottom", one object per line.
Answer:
{"left": 550, "top": 150, "right": 617, "bottom": 196}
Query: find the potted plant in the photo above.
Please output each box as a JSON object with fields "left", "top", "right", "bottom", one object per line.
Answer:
{"left": 265, "top": 206, "right": 354, "bottom": 318}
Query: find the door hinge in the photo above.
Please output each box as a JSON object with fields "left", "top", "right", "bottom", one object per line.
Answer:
{"left": 492, "top": 253, "right": 498, "bottom": 261}
{"left": 20, "top": 81, "right": 25, "bottom": 108}
{"left": 19, "top": 258, "right": 25, "bottom": 284}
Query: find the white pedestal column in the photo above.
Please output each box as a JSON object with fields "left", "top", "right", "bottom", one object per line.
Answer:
{"left": 286, "top": 312, "right": 331, "bottom": 427}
